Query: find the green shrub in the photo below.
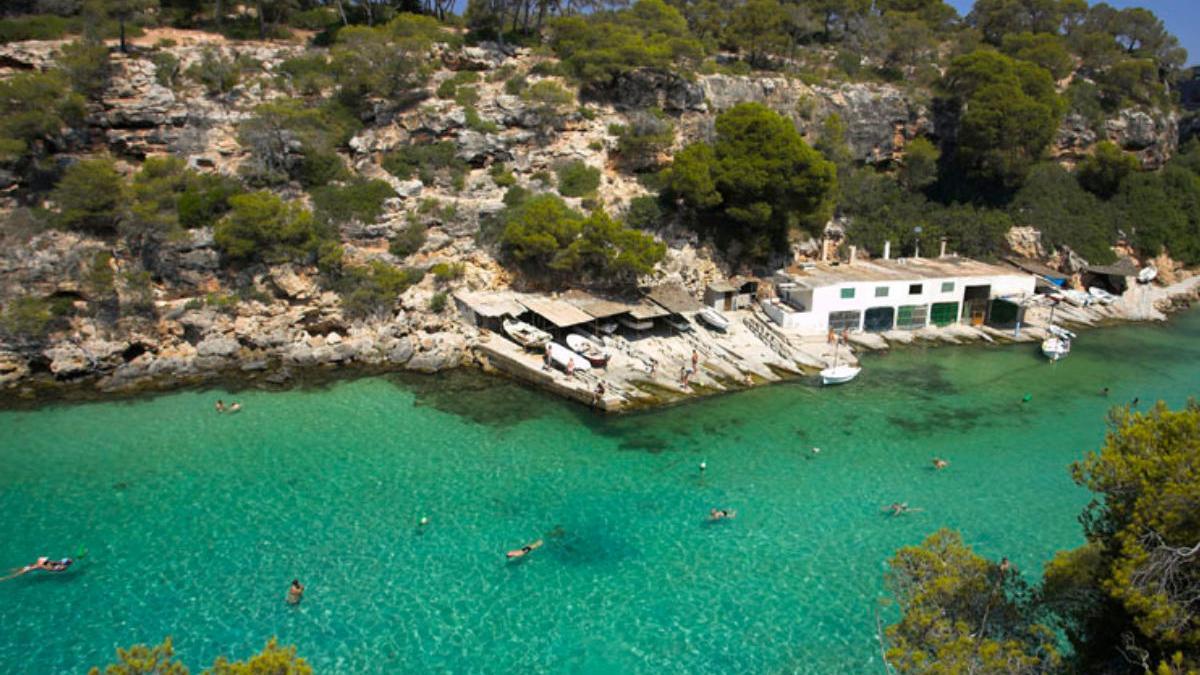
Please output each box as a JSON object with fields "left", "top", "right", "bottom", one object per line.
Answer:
{"left": 0, "top": 70, "right": 85, "bottom": 164}
{"left": 58, "top": 39, "right": 111, "bottom": 100}
{"left": 490, "top": 64, "right": 517, "bottom": 83}
{"left": 150, "top": 51, "right": 180, "bottom": 88}
{"left": 125, "top": 156, "right": 244, "bottom": 245}
{"left": 382, "top": 141, "right": 467, "bottom": 187}
{"left": 186, "top": 48, "right": 242, "bottom": 96}
{"left": 428, "top": 290, "right": 448, "bottom": 312}
{"left": 499, "top": 193, "right": 665, "bottom": 285}
{"left": 556, "top": 160, "right": 601, "bottom": 198}
{"left": 454, "top": 85, "right": 480, "bottom": 107}
{"left": 614, "top": 109, "right": 675, "bottom": 169}
{"left": 532, "top": 170, "right": 554, "bottom": 187}
{"left": 214, "top": 191, "right": 335, "bottom": 265}
{"left": 334, "top": 261, "right": 424, "bottom": 319}
{"left": 503, "top": 185, "right": 530, "bottom": 207}
{"left": 626, "top": 195, "right": 664, "bottom": 230}
{"left": 330, "top": 23, "right": 433, "bottom": 113}
{"left": 0, "top": 295, "right": 72, "bottom": 339}
{"left": 310, "top": 179, "right": 395, "bottom": 225}
{"left": 490, "top": 163, "right": 517, "bottom": 187}
{"left": 529, "top": 61, "right": 564, "bottom": 77}
{"left": 290, "top": 7, "right": 339, "bottom": 30}
{"left": 436, "top": 78, "right": 458, "bottom": 99}
{"left": 430, "top": 262, "right": 464, "bottom": 282}
{"left": 278, "top": 53, "right": 334, "bottom": 95}
{"left": 548, "top": 3, "right": 703, "bottom": 87}
{"left": 464, "top": 106, "right": 499, "bottom": 133}
{"left": 578, "top": 106, "right": 597, "bottom": 121}
{"left": 0, "top": 15, "right": 76, "bottom": 43}
{"left": 390, "top": 221, "right": 427, "bottom": 257}
{"left": 504, "top": 75, "right": 527, "bottom": 95}
{"left": 238, "top": 100, "right": 359, "bottom": 187}
{"left": 53, "top": 157, "right": 128, "bottom": 234}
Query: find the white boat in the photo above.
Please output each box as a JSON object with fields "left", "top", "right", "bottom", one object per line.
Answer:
{"left": 1047, "top": 325, "right": 1077, "bottom": 340}
{"left": 819, "top": 336, "right": 860, "bottom": 385}
{"left": 1087, "top": 287, "right": 1117, "bottom": 304}
{"left": 571, "top": 328, "right": 603, "bottom": 347}
{"left": 1061, "top": 289, "right": 1092, "bottom": 307}
{"left": 503, "top": 319, "right": 551, "bottom": 350}
{"left": 1042, "top": 336, "right": 1070, "bottom": 361}
{"left": 565, "top": 334, "right": 609, "bottom": 367}
{"left": 1138, "top": 266, "right": 1158, "bottom": 284}
{"left": 619, "top": 316, "right": 654, "bottom": 331}
{"left": 547, "top": 342, "right": 591, "bottom": 372}
{"left": 597, "top": 321, "right": 618, "bottom": 335}
{"left": 820, "top": 364, "right": 861, "bottom": 385}
{"left": 698, "top": 308, "right": 730, "bottom": 331}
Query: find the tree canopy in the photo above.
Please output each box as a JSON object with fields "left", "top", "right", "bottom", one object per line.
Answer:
{"left": 666, "top": 102, "right": 836, "bottom": 258}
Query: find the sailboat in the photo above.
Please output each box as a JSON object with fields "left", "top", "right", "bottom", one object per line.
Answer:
{"left": 820, "top": 333, "right": 861, "bottom": 385}
{"left": 1041, "top": 302, "right": 1072, "bottom": 362}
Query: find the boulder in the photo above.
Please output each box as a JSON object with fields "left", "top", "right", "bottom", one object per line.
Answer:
{"left": 196, "top": 335, "right": 240, "bottom": 358}
{"left": 269, "top": 264, "right": 318, "bottom": 301}
{"left": 43, "top": 343, "right": 93, "bottom": 379}
{"left": 405, "top": 332, "right": 466, "bottom": 372}
{"left": 606, "top": 69, "right": 706, "bottom": 112}
{"left": 0, "top": 351, "right": 30, "bottom": 386}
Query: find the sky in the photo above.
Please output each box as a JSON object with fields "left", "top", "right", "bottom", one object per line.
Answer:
{"left": 946, "top": 0, "right": 1200, "bottom": 66}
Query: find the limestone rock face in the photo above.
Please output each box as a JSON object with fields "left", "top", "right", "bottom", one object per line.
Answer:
{"left": 1006, "top": 227, "right": 1045, "bottom": 259}
{"left": 605, "top": 69, "right": 706, "bottom": 112}
{"left": 43, "top": 343, "right": 92, "bottom": 379}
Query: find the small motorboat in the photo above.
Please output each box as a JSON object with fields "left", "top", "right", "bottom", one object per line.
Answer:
{"left": 565, "top": 334, "right": 609, "bottom": 367}
{"left": 698, "top": 307, "right": 730, "bottom": 331}
{"left": 1138, "top": 266, "right": 1158, "bottom": 284}
{"left": 1088, "top": 287, "right": 1117, "bottom": 304}
{"left": 1042, "top": 336, "right": 1070, "bottom": 361}
{"left": 547, "top": 342, "right": 591, "bottom": 373}
{"left": 820, "top": 364, "right": 861, "bottom": 385}
{"left": 665, "top": 315, "right": 692, "bottom": 332}
{"left": 619, "top": 316, "right": 654, "bottom": 332}
{"left": 503, "top": 319, "right": 551, "bottom": 350}
{"left": 1061, "top": 289, "right": 1092, "bottom": 307}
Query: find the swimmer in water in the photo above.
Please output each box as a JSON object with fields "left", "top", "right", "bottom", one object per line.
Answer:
{"left": 709, "top": 508, "right": 736, "bottom": 521}
{"left": 507, "top": 539, "right": 544, "bottom": 559}
{"left": 286, "top": 579, "right": 304, "bottom": 605}
{"left": 932, "top": 458, "right": 949, "bottom": 470}
{"left": 229, "top": 402, "right": 242, "bottom": 413}
{"left": 215, "top": 400, "right": 225, "bottom": 412}
{"left": 699, "top": 461, "right": 707, "bottom": 472}
{"left": 2, "top": 556, "right": 73, "bottom": 581}
{"left": 884, "top": 502, "right": 923, "bottom": 517}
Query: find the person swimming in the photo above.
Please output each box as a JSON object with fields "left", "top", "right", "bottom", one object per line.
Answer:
{"left": 2, "top": 556, "right": 73, "bottom": 581}
{"left": 709, "top": 508, "right": 736, "bottom": 521}
{"left": 228, "top": 402, "right": 242, "bottom": 413}
{"left": 507, "top": 539, "right": 544, "bottom": 559}
{"left": 215, "top": 400, "right": 225, "bottom": 413}
{"left": 286, "top": 579, "right": 304, "bottom": 605}
{"left": 932, "top": 458, "right": 949, "bottom": 470}
{"left": 884, "top": 502, "right": 922, "bottom": 516}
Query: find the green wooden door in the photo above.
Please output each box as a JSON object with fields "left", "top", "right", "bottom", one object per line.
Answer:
{"left": 930, "top": 302, "right": 960, "bottom": 327}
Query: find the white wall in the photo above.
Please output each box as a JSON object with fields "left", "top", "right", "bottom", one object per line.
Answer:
{"left": 776, "top": 273, "right": 1035, "bottom": 334}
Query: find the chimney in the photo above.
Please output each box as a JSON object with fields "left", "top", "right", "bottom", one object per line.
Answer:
{"left": 939, "top": 239, "right": 947, "bottom": 258}
{"left": 849, "top": 245, "right": 857, "bottom": 265}
{"left": 883, "top": 240, "right": 891, "bottom": 260}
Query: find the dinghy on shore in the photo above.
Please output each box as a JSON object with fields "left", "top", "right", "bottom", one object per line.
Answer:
{"left": 503, "top": 319, "right": 551, "bottom": 350}
{"left": 698, "top": 308, "right": 730, "bottom": 331}
{"left": 565, "top": 334, "right": 609, "bottom": 367}
{"left": 548, "top": 342, "right": 591, "bottom": 372}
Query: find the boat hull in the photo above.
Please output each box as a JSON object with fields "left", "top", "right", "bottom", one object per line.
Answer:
{"left": 698, "top": 308, "right": 730, "bottom": 331}
{"left": 503, "top": 319, "right": 551, "bottom": 350}
{"left": 548, "top": 342, "right": 592, "bottom": 372}
{"left": 565, "top": 334, "right": 609, "bottom": 367}
{"left": 820, "top": 365, "right": 861, "bottom": 385}
{"left": 1041, "top": 337, "right": 1070, "bottom": 361}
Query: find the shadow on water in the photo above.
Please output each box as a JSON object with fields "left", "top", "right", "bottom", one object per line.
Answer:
{"left": 385, "top": 370, "right": 552, "bottom": 428}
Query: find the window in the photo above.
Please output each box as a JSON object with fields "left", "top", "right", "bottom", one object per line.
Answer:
{"left": 875, "top": 286, "right": 889, "bottom": 298}
{"left": 909, "top": 283, "right": 922, "bottom": 295}
{"left": 941, "top": 281, "right": 955, "bottom": 293}
{"left": 828, "top": 310, "right": 861, "bottom": 332}
{"left": 840, "top": 287, "right": 855, "bottom": 299}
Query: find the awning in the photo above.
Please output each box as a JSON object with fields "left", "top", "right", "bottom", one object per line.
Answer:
{"left": 1084, "top": 258, "right": 1138, "bottom": 277}
{"left": 517, "top": 296, "right": 594, "bottom": 328}
{"left": 706, "top": 281, "right": 736, "bottom": 294}
{"left": 628, "top": 300, "right": 669, "bottom": 320}
{"left": 560, "top": 289, "right": 632, "bottom": 319}
{"left": 454, "top": 292, "right": 525, "bottom": 318}
{"left": 646, "top": 282, "right": 704, "bottom": 315}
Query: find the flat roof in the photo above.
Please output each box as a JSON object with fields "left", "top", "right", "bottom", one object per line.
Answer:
{"left": 1004, "top": 257, "right": 1066, "bottom": 279}
{"left": 1085, "top": 258, "right": 1138, "bottom": 277}
{"left": 783, "top": 257, "right": 1029, "bottom": 288}
{"left": 560, "top": 289, "right": 631, "bottom": 319}
{"left": 646, "top": 282, "right": 704, "bottom": 315}
{"left": 628, "top": 299, "right": 670, "bottom": 320}
{"left": 454, "top": 291, "right": 525, "bottom": 318}
{"left": 706, "top": 281, "right": 736, "bottom": 293}
{"left": 517, "top": 296, "right": 594, "bottom": 328}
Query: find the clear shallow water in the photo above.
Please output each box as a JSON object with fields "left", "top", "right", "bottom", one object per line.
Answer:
{"left": 2, "top": 313, "right": 1199, "bottom": 674}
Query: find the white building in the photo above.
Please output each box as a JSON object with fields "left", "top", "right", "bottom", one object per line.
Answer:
{"left": 763, "top": 256, "right": 1036, "bottom": 335}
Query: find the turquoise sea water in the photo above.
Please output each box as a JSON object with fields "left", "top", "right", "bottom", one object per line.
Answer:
{"left": 2, "top": 312, "right": 1199, "bottom": 674}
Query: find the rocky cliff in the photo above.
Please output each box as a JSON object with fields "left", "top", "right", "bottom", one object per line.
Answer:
{"left": 0, "top": 31, "right": 1189, "bottom": 399}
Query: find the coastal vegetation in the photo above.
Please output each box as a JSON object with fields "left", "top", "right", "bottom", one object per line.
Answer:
{"left": 883, "top": 401, "right": 1200, "bottom": 673}
{"left": 88, "top": 636, "right": 311, "bottom": 674}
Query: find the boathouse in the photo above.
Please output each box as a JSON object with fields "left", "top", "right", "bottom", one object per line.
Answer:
{"left": 453, "top": 291, "right": 526, "bottom": 332}
{"left": 704, "top": 276, "right": 759, "bottom": 310}
{"left": 766, "top": 256, "right": 1036, "bottom": 335}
